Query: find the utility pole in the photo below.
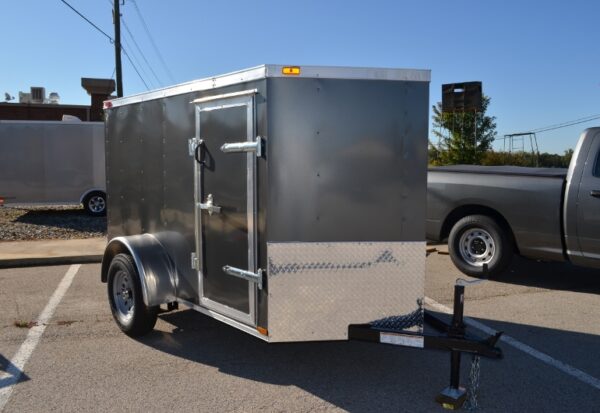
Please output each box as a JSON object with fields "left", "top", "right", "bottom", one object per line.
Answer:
{"left": 113, "top": 0, "right": 123, "bottom": 97}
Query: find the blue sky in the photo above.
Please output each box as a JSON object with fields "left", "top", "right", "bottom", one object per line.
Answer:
{"left": 2, "top": 0, "right": 599, "bottom": 153}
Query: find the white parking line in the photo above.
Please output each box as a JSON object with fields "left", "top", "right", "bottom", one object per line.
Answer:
{"left": 0, "top": 264, "right": 81, "bottom": 411}
{"left": 424, "top": 296, "right": 600, "bottom": 391}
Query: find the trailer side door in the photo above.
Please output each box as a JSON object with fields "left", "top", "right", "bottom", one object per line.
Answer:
{"left": 191, "top": 91, "right": 259, "bottom": 326}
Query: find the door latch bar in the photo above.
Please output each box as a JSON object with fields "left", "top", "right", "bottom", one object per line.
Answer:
{"left": 198, "top": 194, "right": 221, "bottom": 215}
{"left": 220, "top": 136, "right": 263, "bottom": 157}
{"left": 222, "top": 265, "right": 263, "bottom": 290}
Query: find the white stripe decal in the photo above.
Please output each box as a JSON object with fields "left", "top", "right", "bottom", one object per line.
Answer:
{"left": 0, "top": 264, "right": 81, "bottom": 411}
{"left": 380, "top": 332, "right": 424, "bottom": 348}
{"left": 424, "top": 296, "right": 600, "bottom": 391}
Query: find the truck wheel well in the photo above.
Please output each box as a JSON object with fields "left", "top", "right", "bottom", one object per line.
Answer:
{"left": 440, "top": 205, "right": 519, "bottom": 254}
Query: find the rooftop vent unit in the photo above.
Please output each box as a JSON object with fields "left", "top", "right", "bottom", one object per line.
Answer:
{"left": 30, "top": 87, "right": 46, "bottom": 104}
{"left": 48, "top": 92, "right": 60, "bottom": 104}
{"left": 18, "top": 92, "right": 32, "bottom": 104}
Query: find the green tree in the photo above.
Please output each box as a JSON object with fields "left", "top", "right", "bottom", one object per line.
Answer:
{"left": 431, "top": 95, "right": 497, "bottom": 165}
{"left": 481, "top": 149, "right": 574, "bottom": 168}
{"left": 562, "top": 148, "right": 574, "bottom": 166}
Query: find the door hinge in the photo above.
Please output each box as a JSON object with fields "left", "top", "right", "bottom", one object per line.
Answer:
{"left": 191, "top": 252, "right": 199, "bottom": 270}
{"left": 222, "top": 265, "right": 263, "bottom": 290}
{"left": 220, "top": 136, "right": 263, "bottom": 157}
{"left": 188, "top": 137, "right": 202, "bottom": 156}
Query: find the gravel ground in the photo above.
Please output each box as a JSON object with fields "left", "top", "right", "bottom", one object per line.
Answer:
{"left": 0, "top": 205, "right": 106, "bottom": 242}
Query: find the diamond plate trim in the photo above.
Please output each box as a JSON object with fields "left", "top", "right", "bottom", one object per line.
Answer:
{"left": 267, "top": 242, "right": 425, "bottom": 342}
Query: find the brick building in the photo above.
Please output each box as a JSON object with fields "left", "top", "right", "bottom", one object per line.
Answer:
{"left": 0, "top": 78, "right": 115, "bottom": 122}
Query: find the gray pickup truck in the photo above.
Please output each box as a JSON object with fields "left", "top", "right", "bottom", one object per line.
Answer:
{"left": 427, "top": 127, "right": 600, "bottom": 276}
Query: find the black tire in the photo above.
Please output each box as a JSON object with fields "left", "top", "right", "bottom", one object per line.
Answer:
{"left": 107, "top": 253, "right": 158, "bottom": 337}
{"left": 83, "top": 191, "right": 106, "bottom": 216}
{"left": 448, "top": 214, "right": 513, "bottom": 277}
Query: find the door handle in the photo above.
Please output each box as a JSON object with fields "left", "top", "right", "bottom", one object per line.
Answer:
{"left": 222, "top": 265, "right": 263, "bottom": 290}
{"left": 195, "top": 141, "right": 207, "bottom": 165}
{"left": 198, "top": 194, "right": 221, "bottom": 215}
{"left": 590, "top": 190, "right": 600, "bottom": 198}
{"left": 220, "top": 136, "right": 263, "bottom": 157}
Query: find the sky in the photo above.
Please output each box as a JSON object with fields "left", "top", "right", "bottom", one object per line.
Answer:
{"left": 2, "top": 0, "right": 599, "bottom": 154}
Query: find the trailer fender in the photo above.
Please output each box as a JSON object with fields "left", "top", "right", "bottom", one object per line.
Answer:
{"left": 79, "top": 188, "right": 106, "bottom": 204}
{"left": 101, "top": 234, "right": 176, "bottom": 307}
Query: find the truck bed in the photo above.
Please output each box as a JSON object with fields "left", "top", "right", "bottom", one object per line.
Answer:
{"left": 427, "top": 165, "right": 567, "bottom": 262}
{"left": 429, "top": 165, "right": 568, "bottom": 178}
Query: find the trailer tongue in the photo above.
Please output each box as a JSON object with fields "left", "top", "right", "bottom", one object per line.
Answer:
{"left": 101, "top": 64, "right": 502, "bottom": 409}
{"left": 349, "top": 277, "right": 503, "bottom": 410}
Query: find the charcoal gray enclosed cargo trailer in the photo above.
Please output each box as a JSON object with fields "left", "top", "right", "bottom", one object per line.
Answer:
{"left": 101, "top": 65, "right": 502, "bottom": 408}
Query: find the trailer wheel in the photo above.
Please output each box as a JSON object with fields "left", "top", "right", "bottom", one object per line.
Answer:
{"left": 107, "top": 253, "right": 158, "bottom": 337}
{"left": 83, "top": 191, "right": 106, "bottom": 216}
{"left": 448, "top": 215, "right": 513, "bottom": 277}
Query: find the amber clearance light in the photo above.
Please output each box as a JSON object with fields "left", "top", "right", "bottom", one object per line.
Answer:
{"left": 282, "top": 66, "right": 301, "bottom": 76}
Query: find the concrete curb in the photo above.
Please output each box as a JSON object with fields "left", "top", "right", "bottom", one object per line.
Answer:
{"left": 0, "top": 237, "right": 106, "bottom": 269}
{"left": 0, "top": 254, "right": 103, "bottom": 269}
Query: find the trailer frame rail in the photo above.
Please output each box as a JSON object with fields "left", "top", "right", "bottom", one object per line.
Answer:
{"left": 348, "top": 281, "right": 503, "bottom": 410}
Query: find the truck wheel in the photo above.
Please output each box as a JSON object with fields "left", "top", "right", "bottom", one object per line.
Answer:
{"left": 83, "top": 191, "right": 106, "bottom": 216}
{"left": 107, "top": 253, "right": 158, "bottom": 337}
{"left": 448, "top": 215, "right": 513, "bottom": 277}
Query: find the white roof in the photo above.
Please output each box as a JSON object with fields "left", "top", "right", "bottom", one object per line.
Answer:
{"left": 105, "top": 64, "right": 431, "bottom": 108}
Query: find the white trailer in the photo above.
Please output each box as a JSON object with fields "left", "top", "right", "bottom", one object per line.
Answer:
{"left": 0, "top": 120, "right": 106, "bottom": 215}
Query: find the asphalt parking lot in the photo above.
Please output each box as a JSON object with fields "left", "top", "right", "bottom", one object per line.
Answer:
{"left": 1, "top": 253, "right": 599, "bottom": 412}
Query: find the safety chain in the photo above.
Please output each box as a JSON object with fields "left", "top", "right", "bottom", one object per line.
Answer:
{"left": 370, "top": 299, "right": 423, "bottom": 331}
{"left": 464, "top": 355, "right": 481, "bottom": 411}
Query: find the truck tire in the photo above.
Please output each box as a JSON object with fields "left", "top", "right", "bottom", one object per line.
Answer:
{"left": 83, "top": 191, "right": 106, "bottom": 216}
{"left": 448, "top": 215, "right": 513, "bottom": 277}
{"left": 107, "top": 253, "right": 158, "bottom": 337}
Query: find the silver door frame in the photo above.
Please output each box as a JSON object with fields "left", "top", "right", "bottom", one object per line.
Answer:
{"left": 193, "top": 89, "right": 258, "bottom": 326}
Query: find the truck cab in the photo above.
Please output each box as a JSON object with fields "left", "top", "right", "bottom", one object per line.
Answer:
{"left": 564, "top": 127, "right": 600, "bottom": 268}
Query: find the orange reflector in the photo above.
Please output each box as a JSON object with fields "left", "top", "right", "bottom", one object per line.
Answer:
{"left": 282, "top": 66, "right": 301, "bottom": 76}
{"left": 257, "top": 326, "right": 268, "bottom": 336}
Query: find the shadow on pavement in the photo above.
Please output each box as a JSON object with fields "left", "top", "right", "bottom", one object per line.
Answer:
{"left": 145, "top": 311, "right": 448, "bottom": 412}
{"left": 0, "top": 353, "right": 29, "bottom": 389}
{"left": 494, "top": 256, "right": 600, "bottom": 295}
{"left": 136, "top": 309, "right": 600, "bottom": 412}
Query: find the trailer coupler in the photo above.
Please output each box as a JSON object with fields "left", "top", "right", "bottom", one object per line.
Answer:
{"left": 348, "top": 281, "right": 503, "bottom": 410}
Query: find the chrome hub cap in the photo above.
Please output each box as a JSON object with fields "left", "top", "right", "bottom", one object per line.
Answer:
{"left": 112, "top": 270, "right": 134, "bottom": 323}
{"left": 88, "top": 195, "right": 105, "bottom": 213}
{"left": 459, "top": 228, "right": 496, "bottom": 267}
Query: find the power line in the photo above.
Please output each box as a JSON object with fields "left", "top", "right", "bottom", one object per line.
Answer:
{"left": 104, "top": 67, "right": 116, "bottom": 96}
{"left": 121, "top": 33, "right": 158, "bottom": 89}
{"left": 59, "top": 0, "right": 113, "bottom": 42}
{"left": 60, "top": 0, "right": 149, "bottom": 93}
{"left": 507, "top": 113, "right": 600, "bottom": 138}
{"left": 121, "top": 46, "right": 150, "bottom": 90}
{"left": 105, "top": 0, "right": 161, "bottom": 88}
{"left": 130, "top": 0, "right": 176, "bottom": 83}
{"left": 530, "top": 114, "right": 600, "bottom": 134}
{"left": 122, "top": 18, "right": 164, "bottom": 87}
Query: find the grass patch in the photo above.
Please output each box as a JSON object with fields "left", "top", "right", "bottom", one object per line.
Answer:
{"left": 13, "top": 320, "right": 37, "bottom": 328}
{"left": 56, "top": 320, "right": 76, "bottom": 326}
